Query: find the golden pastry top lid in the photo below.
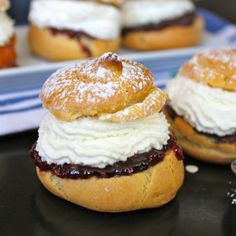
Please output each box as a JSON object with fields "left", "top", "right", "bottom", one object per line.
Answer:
{"left": 179, "top": 48, "right": 236, "bottom": 91}
{"left": 0, "top": 0, "right": 10, "bottom": 11}
{"left": 40, "top": 52, "right": 167, "bottom": 122}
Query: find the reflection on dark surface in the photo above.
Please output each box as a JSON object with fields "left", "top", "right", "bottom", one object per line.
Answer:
{"left": 223, "top": 205, "right": 236, "bottom": 236}
{"left": 34, "top": 184, "right": 179, "bottom": 236}
{"left": 174, "top": 161, "right": 236, "bottom": 235}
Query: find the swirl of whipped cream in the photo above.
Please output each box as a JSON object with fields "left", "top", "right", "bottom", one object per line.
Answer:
{"left": 122, "top": 0, "right": 195, "bottom": 27}
{"left": 29, "top": 0, "right": 121, "bottom": 39}
{"left": 36, "top": 112, "right": 169, "bottom": 168}
{"left": 166, "top": 76, "right": 236, "bottom": 136}
{"left": 0, "top": 12, "right": 14, "bottom": 46}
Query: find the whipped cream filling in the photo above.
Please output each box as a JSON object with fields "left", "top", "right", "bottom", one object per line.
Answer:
{"left": 166, "top": 76, "right": 236, "bottom": 136}
{"left": 36, "top": 112, "right": 169, "bottom": 168}
{"left": 0, "top": 12, "right": 14, "bottom": 46}
{"left": 29, "top": 0, "right": 121, "bottom": 39}
{"left": 122, "top": 0, "right": 195, "bottom": 27}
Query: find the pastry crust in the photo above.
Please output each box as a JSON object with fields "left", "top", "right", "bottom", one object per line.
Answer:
{"left": 0, "top": 35, "right": 16, "bottom": 68}
{"left": 36, "top": 150, "right": 184, "bottom": 212}
{"left": 122, "top": 16, "right": 204, "bottom": 50}
{"left": 99, "top": 88, "right": 168, "bottom": 122}
{"left": 164, "top": 108, "right": 236, "bottom": 164}
{"left": 40, "top": 52, "right": 167, "bottom": 121}
{"left": 28, "top": 24, "right": 120, "bottom": 61}
{"left": 180, "top": 47, "right": 236, "bottom": 91}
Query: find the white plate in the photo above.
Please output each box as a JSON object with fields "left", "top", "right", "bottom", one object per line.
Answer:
{"left": 0, "top": 25, "right": 232, "bottom": 78}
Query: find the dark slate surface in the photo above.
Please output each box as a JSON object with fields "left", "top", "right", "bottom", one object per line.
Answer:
{"left": 0, "top": 131, "right": 235, "bottom": 236}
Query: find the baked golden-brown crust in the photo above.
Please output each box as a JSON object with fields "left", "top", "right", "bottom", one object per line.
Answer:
{"left": 36, "top": 150, "right": 184, "bottom": 212}
{"left": 122, "top": 17, "right": 204, "bottom": 51}
{"left": 28, "top": 24, "right": 120, "bottom": 61}
{"left": 99, "top": 88, "right": 168, "bottom": 122}
{"left": 0, "top": 0, "right": 9, "bottom": 11}
{"left": 0, "top": 35, "right": 16, "bottom": 68}
{"left": 180, "top": 47, "right": 236, "bottom": 91}
{"left": 164, "top": 108, "right": 236, "bottom": 164}
{"left": 40, "top": 52, "right": 167, "bottom": 121}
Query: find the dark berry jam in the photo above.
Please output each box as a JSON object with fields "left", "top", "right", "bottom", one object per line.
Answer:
{"left": 122, "top": 11, "right": 196, "bottom": 36}
{"left": 30, "top": 135, "right": 183, "bottom": 179}
{"left": 49, "top": 28, "right": 95, "bottom": 56}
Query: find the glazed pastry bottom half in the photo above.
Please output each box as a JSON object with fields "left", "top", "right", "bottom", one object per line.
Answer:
{"left": 31, "top": 136, "right": 184, "bottom": 212}
{"left": 0, "top": 35, "right": 17, "bottom": 68}
{"left": 28, "top": 24, "right": 120, "bottom": 61}
{"left": 122, "top": 17, "right": 204, "bottom": 50}
{"left": 164, "top": 105, "right": 236, "bottom": 164}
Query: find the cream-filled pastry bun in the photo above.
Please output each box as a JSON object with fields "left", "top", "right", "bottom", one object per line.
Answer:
{"left": 30, "top": 52, "right": 184, "bottom": 212}
{"left": 165, "top": 48, "right": 236, "bottom": 164}
{"left": 0, "top": 1, "right": 16, "bottom": 68}
{"left": 28, "top": 0, "right": 121, "bottom": 61}
{"left": 122, "top": 0, "right": 204, "bottom": 50}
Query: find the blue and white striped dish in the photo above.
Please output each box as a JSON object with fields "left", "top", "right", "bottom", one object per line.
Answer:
{"left": 0, "top": 8, "right": 236, "bottom": 135}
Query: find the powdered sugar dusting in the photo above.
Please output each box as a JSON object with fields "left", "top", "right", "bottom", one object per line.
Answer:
{"left": 201, "top": 47, "right": 236, "bottom": 69}
{"left": 76, "top": 81, "right": 119, "bottom": 104}
{"left": 40, "top": 53, "right": 155, "bottom": 120}
{"left": 121, "top": 61, "right": 153, "bottom": 92}
{"left": 41, "top": 64, "right": 79, "bottom": 98}
{"left": 180, "top": 48, "right": 236, "bottom": 91}
{"left": 99, "top": 88, "right": 167, "bottom": 122}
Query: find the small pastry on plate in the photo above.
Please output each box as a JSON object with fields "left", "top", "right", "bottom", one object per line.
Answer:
{"left": 0, "top": 1, "right": 16, "bottom": 68}
{"left": 28, "top": 0, "right": 121, "bottom": 61}
{"left": 165, "top": 48, "right": 236, "bottom": 164}
{"left": 30, "top": 52, "right": 184, "bottom": 212}
{"left": 122, "top": 0, "right": 204, "bottom": 50}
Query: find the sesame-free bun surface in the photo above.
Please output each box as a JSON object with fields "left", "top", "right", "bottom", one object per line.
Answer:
{"left": 122, "top": 17, "right": 204, "bottom": 50}
{"left": 40, "top": 52, "right": 167, "bottom": 121}
{"left": 28, "top": 24, "right": 120, "bottom": 61}
{"left": 0, "top": 35, "right": 16, "bottom": 68}
{"left": 36, "top": 150, "right": 184, "bottom": 212}
{"left": 180, "top": 48, "right": 236, "bottom": 91}
{"left": 165, "top": 109, "right": 236, "bottom": 164}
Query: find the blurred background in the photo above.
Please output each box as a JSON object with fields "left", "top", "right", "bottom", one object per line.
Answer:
{"left": 8, "top": 0, "right": 236, "bottom": 25}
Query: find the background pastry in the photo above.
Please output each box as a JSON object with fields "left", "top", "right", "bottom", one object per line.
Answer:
{"left": 28, "top": 0, "right": 121, "bottom": 61}
{"left": 122, "top": 0, "right": 204, "bottom": 50}
{"left": 30, "top": 52, "right": 184, "bottom": 212}
{"left": 165, "top": 48, "right": 236, "bottom": 164}
{"left": 0, "top": 0, "right": 16, "bottom": 68}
